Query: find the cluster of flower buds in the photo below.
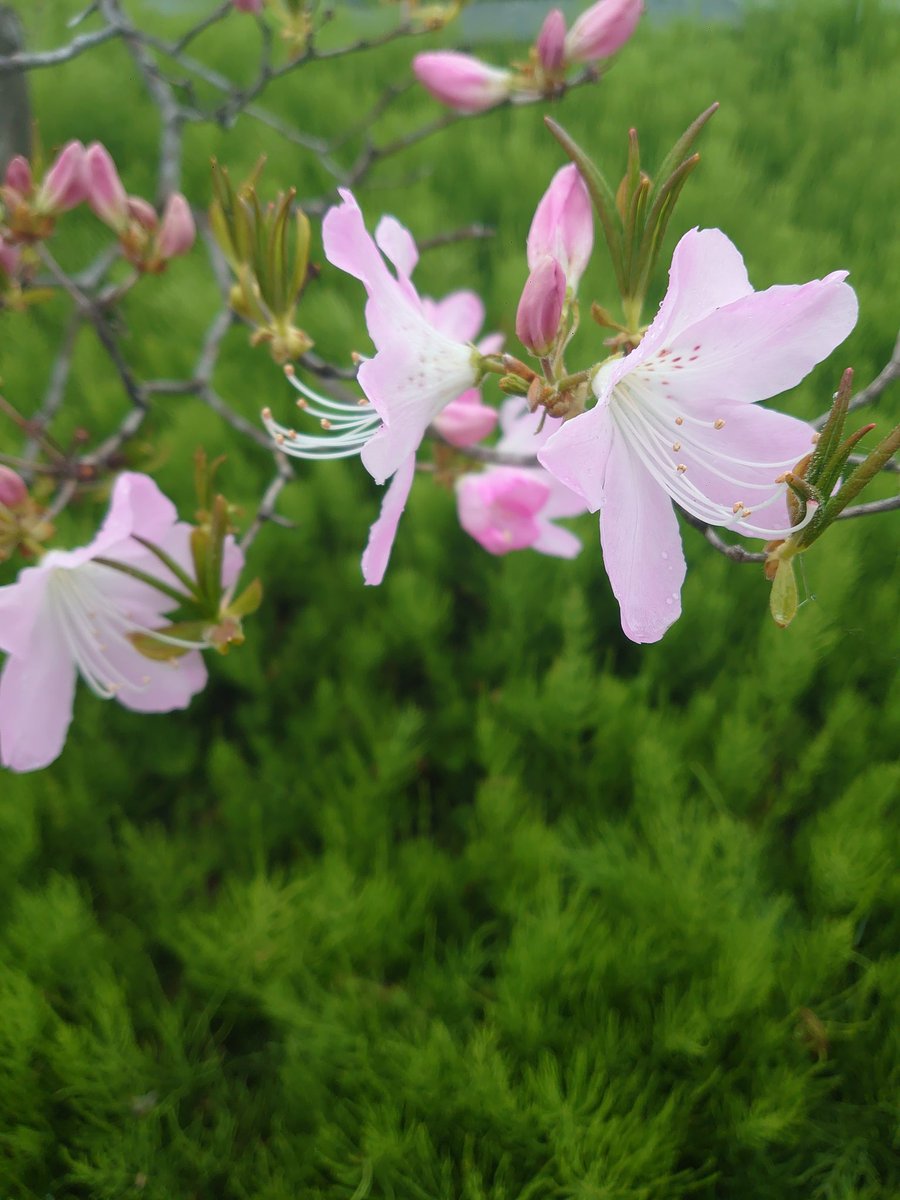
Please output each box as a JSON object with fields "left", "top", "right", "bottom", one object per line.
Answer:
{"left": 414, "top": 0, "right": 643, "bottom": 113}
{"left": 0, "top": 139, "right": 195, "bottom": 287}
{"left": 84, "top": 143, "right": 195, "bottom": 273}
{"left": 0, "top": 466, "right": 52, "bottom": 562}
{"left": 210, "top": 159, "right": 314, "bottom": 364}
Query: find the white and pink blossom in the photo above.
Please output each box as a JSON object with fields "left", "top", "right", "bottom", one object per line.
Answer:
{"left": 0, "top": 473, "right": 241, "bottom": 773}
{"left": 263, "top": 192, "right": 488, "bottom": 584}
{"left": 538, "top": 228, "right": 858, "bottom": 643}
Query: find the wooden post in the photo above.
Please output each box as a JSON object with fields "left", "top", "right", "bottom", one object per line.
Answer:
{"left": 0, "top": 5, "right": 32, "bottom": 172}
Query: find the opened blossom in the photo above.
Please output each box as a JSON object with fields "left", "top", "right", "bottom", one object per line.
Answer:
{"left": 538, "top": 228, "right": 858, "bottom": 643}
{"left": 263, "top": 191, "right": 485, "bottom": 584}
{"left": 0, "top": 473, "right": 241, "bottom": 773}
{"left": 457, "top": 398, "right": 587, "bottom": 558}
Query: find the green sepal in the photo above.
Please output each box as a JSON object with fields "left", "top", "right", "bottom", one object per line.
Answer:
{"left": 545, "top": 117, "right": 626, "bottom": 297}
{"left": 649, "top": 102, "right": 719, "bottom": 210}
{"left": 227, "top": 577, "right": 263, "bottom": 619}
{"left": 807, "top": 367, "right": 852, "bottom": 488}
{"left": 129, "top": 621, "right": 210, "bottom": 662}
{"left": 769, "top": 558, "right": 798, "bottom": 629}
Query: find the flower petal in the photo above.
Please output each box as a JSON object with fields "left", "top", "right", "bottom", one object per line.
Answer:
{"left": 109, "top": 645, "right": 209, "bottom": 714}
{"left": 532, "top": 520, "right": 583, "bottom": 558}
{"left": 0, "top": 617, "right": 77, "bottom": 772}
{"left": 659, "top": 271, "right": 858, "bottom": 406}
{"left": 537, "top": 402, "right": 616, "bottom": 511}
{"left": 374, "top": 214, "right": 419, "bottom": 281}
{"left": 361, "top": 453, "right": 416, "bottom": 586}
{"left": 599, "top": 429, "right": 687, "bottom": 643}
{"left": 422, "top": 290, "right": 485, "bottom": 343}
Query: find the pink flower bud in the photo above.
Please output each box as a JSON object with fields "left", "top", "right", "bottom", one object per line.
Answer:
{"left": 564, "top": 0, "right": 643, "bottom": 63}
{"left": 37, "top": 140, "right": 87, "bottom": 213}
{"left": 457, "top": 468, "right": 552, "bottom": 555}
{"left": 536, "top": 9, "right": 567, "bottom": 73}
{"left": 4, "top": 155, "right": 33, "bottom": 200}
{"left": 433, "top": 390, "right": 499, "bottom": 449}
{"left": 84, "top": 142, "right": 128, "bottom": 229}
{"left": 233, "top": 0, "right": 263, "bottom": 10}
{"left": 126, "top": 196, "right": 159, "bottom": 232}
{"left": 516, "top": 255, "right": 566, "bottom": 357}
{"left": 156, "top": 193, "right": 195, "bottom": 259}
{"left": 413, "top": 52, "right": 513, "bottom": 114}
{"left": 527, "top": 164, "right": 594, "bottom": 291}
{"left": 0, "top": 466, "right": 27, "bottom": 509}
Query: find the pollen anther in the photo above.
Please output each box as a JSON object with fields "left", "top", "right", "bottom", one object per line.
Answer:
{"left": 714, "top": 418, "right": 725, "bottom": 429}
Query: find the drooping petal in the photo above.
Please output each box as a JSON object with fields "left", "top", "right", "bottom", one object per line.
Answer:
{"left": 0, "top": 618, "right": 77, "bottom": 772}
{"left": 599, "top": 430, "right": 687, "bottom": 644}
{"left": 456, "top": 468, "right": 551, "bottom": 555}
{"left": 537, "top": 402, "right": 616, "bottom": 511}
{"left": 361, "top": 453, "right": 416, "bottom": 586}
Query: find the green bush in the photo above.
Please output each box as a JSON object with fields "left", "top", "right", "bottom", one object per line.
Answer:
{"left": 0, "top": 1, "right": 898, "bottom": 1197}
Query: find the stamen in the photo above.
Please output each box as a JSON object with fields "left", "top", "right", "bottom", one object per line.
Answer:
{"left": 714, "top": 419, "right": 725, "bottom": 429}
{"left": 675, "top": 416, "right": 684, "bottom": 425}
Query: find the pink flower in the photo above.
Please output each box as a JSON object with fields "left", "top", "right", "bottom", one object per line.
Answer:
{"left": 457, "top": 399, "right": 587, "bottom": 558}
{"left": 527, "top": 164, "right": 594, "bottom": 291}
{"left": 536, "top": 8, "right": 568, "bottom": 72}
{"left": 263, "top": 193, "right": 484, "bottom": 585}
{"left": 413, "top": 51, "right": 513, "bottom": 113}
{"left": 564, "top": 0, "right": 644, "bottom": 63}
{"left": 156, "top": 193, "right": 196, "bottom": 259}
{"left": 36, "top": 140, "right": 88, "bottom": 214}
{"left": 0, "top": 473, "right": 241, "bottom": 773}
{"left": 538, "top": 228, "right": 858, "bottom": 643}
{"left": 516, "top": 255, "right": 567, "bottom": 356}
{"left": 84, "top": 142, "right": 128, "bottom": 229}
{"left": 234, "top": 0, "right": 263, "bottom": 10}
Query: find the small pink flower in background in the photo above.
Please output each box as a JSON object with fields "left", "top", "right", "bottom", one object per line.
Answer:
{"left": 527, "top": 163, "right": 594, "bottom": 291}
{"left": 457, "top": 398, "right": 587, "bottom": 558}
{"left": 234, "top": 0, "right": 263, "bottom": 11}
{"left": 516, "top": 255, "right": 566, "bottom": 356}
{"left": 413, "top": 51, "right": 513, "bottom": 113}
{"left": 0, "top": 466, "right": 27, "bottom": 509}
{"left": 536, "top": 8, "right": 568, "bottom": 72}
{"left": 156, "top": 193, "right": 196, "bottom": 260}
{"left": 433, "top": 387, "right": 500, "bottom": 449}
{"left": 564, "top": 0, "right": 644, "bottom": 64}
{"left": 0, "top": 473, "right": 242, "bottom": 773}
{"left": 263, "top": 191, "right": 486, "bottom": 585}
{"left": 84, "top": 141, "right": 128, "bottom": 229}
{"left": 35, "top": 140, "right": 88, "bottom": 214}
{"left": 538, "top": 227, "right": 858, "bottom": 643}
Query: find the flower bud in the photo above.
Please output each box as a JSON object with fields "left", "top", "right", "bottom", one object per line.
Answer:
{"left": 126, "top": 195, "right": 159, "bottom": 231}
{"left": 36, "top": 140, "right": 87, "bottom": 214}
{"left": 433, "top": 390, "right": 499, "bottom": 449}
{"left": 516, "top": 255, "right": 566, "bottom": 357}
{"left": 527, "top": 164, "right": 594, "bottom": 291}
{"left": 0, "top": 466, "right": 27, "bottom": 509}
{"left": 536, "top": 9, "right": 567, "bottom": 73}
{"left": 84, "top": 142, "right": 128, "bottom": 229}
{"left": 157, "top": 193, "right": 196, "bottom": 259}
{"left": 563, "top": 0, "right": 643, "bottom": 64}
{"left": 413, "top": 51, "right": 513, "bottom": 114}
{"left": 4, "top": 155, "right": 32, "bottom": 200}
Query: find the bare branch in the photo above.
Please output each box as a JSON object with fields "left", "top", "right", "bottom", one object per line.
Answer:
{"left": 0, "top": 23, "right": 119, "bottom": 74}
{"left": 814, "top": 329, "right": 900, "bottom": 429}
{"left": 239, "top": 453, "right": 295, "bottom": 553}
{"left": 679, "top": 509, "right": 768, "bottom": 563}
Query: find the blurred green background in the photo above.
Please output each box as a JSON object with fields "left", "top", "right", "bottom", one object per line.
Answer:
{"left": 0, "top": 1, "right": 898, "bottom": 1197}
